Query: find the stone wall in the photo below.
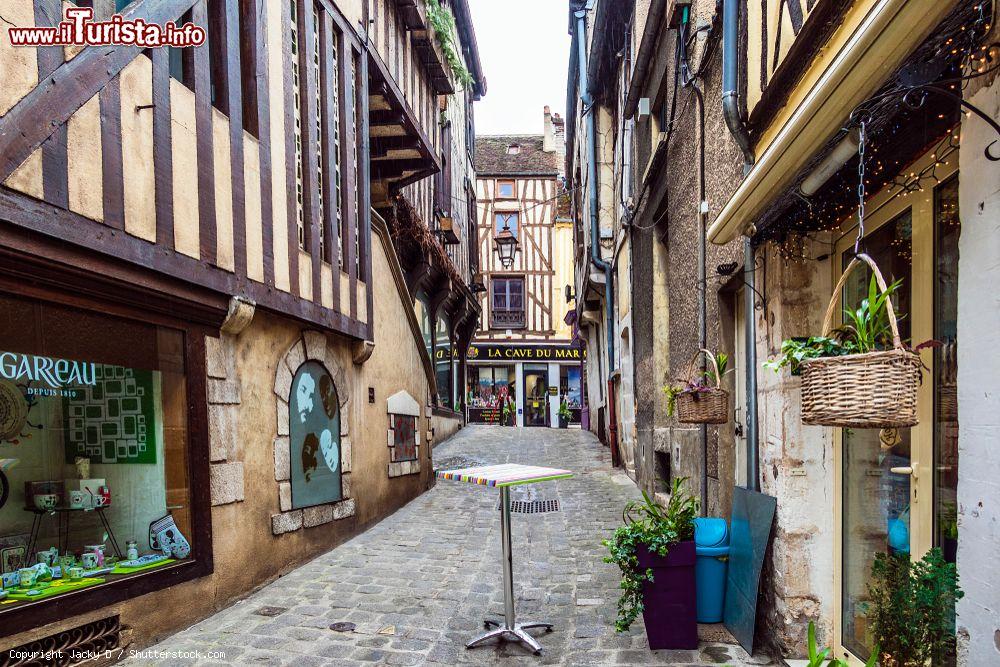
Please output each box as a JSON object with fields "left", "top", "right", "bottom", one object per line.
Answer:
{"left": 754, "top": 239, "right": 836, "bottom": 654}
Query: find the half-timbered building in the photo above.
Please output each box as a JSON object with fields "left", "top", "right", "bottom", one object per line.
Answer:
{"left": 0, "top": 0, "right": 483, "bottom": 652}
{"left": 467, "top": 108, "right": 583, "bottom": 428}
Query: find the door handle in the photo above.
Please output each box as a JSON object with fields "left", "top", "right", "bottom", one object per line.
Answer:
{"left": 889, "top": 466, "right": 915, "bottom": 477}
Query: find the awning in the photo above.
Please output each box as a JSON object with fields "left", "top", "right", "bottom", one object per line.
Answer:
{"left": 708, "top": 0, "right": 957, "bottom": 245}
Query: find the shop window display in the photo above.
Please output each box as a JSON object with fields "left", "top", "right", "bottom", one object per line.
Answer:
{"left": 466, "top": 365, "right": 515, "bottom": 424}
{"left": 0, "top": 295, "right": 193, "bottom": 608}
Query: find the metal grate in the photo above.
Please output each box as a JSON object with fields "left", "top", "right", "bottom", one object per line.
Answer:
{"left": 499, "top": 499, "right": 561, "bottom": 514}
{"left": 2, "top": 616, "right": 122, "bottom": 667}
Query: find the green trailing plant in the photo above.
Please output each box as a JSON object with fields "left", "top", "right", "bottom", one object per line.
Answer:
{"left": 866, "top": 548, "right": 963, "bottom": 666}
{"left": 557, "top": 398, "right": 572, "bottom": 420}
{"left": 425, "top": 0, "right": 475, "bottom": 89}
{"left": 501, "top": 397, "right": 515, "bottom": 424}
{"left": 602, "top": 478, "right": 698, "bottom": 633}
{"left": 763, "top": 274, "right": 938, "bottom": 374}
{"left": 663, "top": 350, "right": 732, "bottom": 416}
{"left": 804, "top": 621, "right": 877, "bottom": 667}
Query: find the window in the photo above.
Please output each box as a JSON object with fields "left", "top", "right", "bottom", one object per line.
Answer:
{"left": 491, "top": 277, "right": 525, "bottom": 329}
{"left": 288, "top": 361, "right": 341, "bottom": 508}
{"left": 506, "top": 144, "right": 520, "bottom": 155}
{"left": 497, "top": 180, "right": 516, "bottom": 199}
{"left": 386, "top": 390, "right": 421, "bottom": 477}
{"left": 495, "top": 212, "right": 518, "bottom": 238}
{"left": 435, "top": 316, "right": 452, "bottom": 407}
{"left": 0, "top": 294, "right": 196, "bottom": 613}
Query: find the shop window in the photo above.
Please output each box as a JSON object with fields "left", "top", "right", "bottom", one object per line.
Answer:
{"left": 497, "top": 180, "right": 516, "bottom": 199}
{"left": 466, "top": 365, "right": 515, "bottom": 424}
{"left": 0, "top": 294, "right": 196, "bottom": 616}
{"left": 288, "top": 361, "right": 341, "bottom": 508}
{"left": 491, "top": 277, "right": 525, "bottom": 329}
{"left": 434, "top": 316, "right": 453, "bottom": 407}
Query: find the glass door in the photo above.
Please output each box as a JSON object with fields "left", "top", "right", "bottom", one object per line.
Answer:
{"left": 834, "top": 146, "right": 958, "bottom": 664}
{"left": 523, "top": 366, "right": 548, "bottom": 427}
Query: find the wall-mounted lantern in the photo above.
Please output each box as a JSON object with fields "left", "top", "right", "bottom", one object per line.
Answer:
{"left": 493, "top": 226, "right": 519, "bottom": 269}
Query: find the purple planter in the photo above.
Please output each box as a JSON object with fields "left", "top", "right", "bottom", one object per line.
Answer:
{"left": 636, "top": 540, "right": 698, "bottom": 650}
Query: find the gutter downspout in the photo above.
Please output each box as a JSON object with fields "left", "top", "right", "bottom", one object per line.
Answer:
{"left": 575, "top": 7, "right": 619, "bottom": 466}
{"left": 721, "top": 0, "right": 759, "bottom": 491}
{"left": 722, "top": 0, "right": 754, "bottom": 173}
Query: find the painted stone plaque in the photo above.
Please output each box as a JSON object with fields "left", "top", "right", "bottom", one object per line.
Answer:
{"left": 289, "top": 361, "right": 342, "bottom": 508}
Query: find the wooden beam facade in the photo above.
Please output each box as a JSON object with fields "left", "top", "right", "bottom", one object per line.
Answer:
{"left": 0, "top": 0, "right": 373, "bottom": 340}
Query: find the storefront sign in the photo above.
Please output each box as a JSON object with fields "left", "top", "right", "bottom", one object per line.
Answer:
{"left": 441, "top": 343, "right": 585, "bottom": 362}
{"left": 469, "top": 407, "right": 502, "bottom": 424}
{"left": 0, "top": 351, "right": 96, "bottom": 391}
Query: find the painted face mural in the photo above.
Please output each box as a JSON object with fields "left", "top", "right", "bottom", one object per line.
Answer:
{"left": 289, "top": 361, "right": 342, "bottom": 508}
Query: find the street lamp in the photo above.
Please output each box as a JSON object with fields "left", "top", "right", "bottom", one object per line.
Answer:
{"left": 493, "top": 226, "right": 519, "bottom": 270}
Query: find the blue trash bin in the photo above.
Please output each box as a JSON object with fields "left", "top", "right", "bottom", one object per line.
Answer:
{"left": 693, "top": 517, "right": 730, "bottom": 623}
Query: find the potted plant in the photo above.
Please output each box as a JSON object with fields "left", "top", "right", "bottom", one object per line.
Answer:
{"left": 603, "top": 478, "right": 699, "bottom": 649}
{"left": 803, "top": 621, "right": 877, "bottom": 667}
{"left": 663, "top": 349, "right": 731, "bottom": 424}
{"left": 557, "top": 398, "right": 571, "bottom": 429}
{"left": 763, "top": 254, "right": 929, "bottom": 429}
{"left": 501, "top": 397, "right": 515, "bottom": 427}
{"left": 866, "top": 547, "right": 963, "bottom": 666}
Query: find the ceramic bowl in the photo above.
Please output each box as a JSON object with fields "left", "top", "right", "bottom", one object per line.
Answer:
{"left": 33, "top": 494, "right": 58, "bottom": 511}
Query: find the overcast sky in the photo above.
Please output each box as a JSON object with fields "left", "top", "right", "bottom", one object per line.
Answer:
{"left": 467, "top": 0, "right": 571, "bottom": 136}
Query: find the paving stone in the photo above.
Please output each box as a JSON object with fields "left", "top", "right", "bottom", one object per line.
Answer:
{"left": 122, "top": 426, "right": 769, "bottom": 667}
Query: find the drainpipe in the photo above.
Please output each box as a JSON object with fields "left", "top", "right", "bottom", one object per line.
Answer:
{"left": 744, "top": 238, "right": 760, "bottom": 491}
{"left": 721, "top": 0, "right": 759, "bottom": 490}
{"left": 722, "top": 0, "right": 754, "bottom": 173}
{"left": 574, "top": 6, "right": 619, "bottom": 466}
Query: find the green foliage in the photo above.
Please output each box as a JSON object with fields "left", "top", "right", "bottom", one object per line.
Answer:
{"left": 425, "top": 0, "right": 475, "bottom": 89}
{"left": 557, "top": 398, "right": 572, "bottom": 420}
{"left": 762, "top": 335, "right": 857, "bottom": 374}
{"left": 764, "top": 274, "right": 903, "bottom": 373}
{"left": 602, "top": 478, "right": 699, "bottom": 633}
{"left": 866, "top": 548, "right": 963, "bottom": 665}
{"left": 804, "top": 621, "right": 877, "bottom": 667}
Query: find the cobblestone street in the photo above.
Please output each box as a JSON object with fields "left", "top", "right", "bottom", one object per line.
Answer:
{"left": 125, "top": 426, "right": 771, "bottom": 666}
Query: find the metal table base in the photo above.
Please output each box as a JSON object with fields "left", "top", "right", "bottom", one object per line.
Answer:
{"left": 466, "top": 486, "right": 554, "bottom": 655}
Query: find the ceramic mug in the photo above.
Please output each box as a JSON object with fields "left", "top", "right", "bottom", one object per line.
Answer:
{"left": 60, "top": 554, "right": 75, "bottom": 570}
{"left": 36, "top": 551, "right": 56, "bottom": 566}
{"left": 80, "top": 552, "right": 98, "bottom": 569}
{"left": 67, "top": 566, "right": 84, "bottom": 581}
{"left": 125, "top": 541, "right": 139, "bottom": 561}
{"left": 68, "top": 490, "right": 87, "bottom": 509}
{"left": 17, "top": 568, "right": 36, "bottom": 588}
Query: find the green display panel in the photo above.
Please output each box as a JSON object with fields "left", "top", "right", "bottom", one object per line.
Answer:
{"left": 64, "top": 364, "right": 157, "bottom": 464}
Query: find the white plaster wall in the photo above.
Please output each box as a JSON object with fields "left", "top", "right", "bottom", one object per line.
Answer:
{"left": 955, "top": 74, "right": 1000, "bottom": 667}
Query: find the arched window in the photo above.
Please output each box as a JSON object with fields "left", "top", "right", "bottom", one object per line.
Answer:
{"left": 289, "top": 361, "right": 342, "bottom": 508}
{"left": 435, "top": 315, "right": 452, "bottom": 407}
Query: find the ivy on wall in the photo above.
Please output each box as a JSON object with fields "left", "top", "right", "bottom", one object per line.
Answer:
{"left": 426, "top": 0, "right": 474, "bottom": 89}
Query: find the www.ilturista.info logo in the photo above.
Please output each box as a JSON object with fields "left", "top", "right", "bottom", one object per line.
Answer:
{"left": 7, "top": 6, "right": 205, "bottom": 48}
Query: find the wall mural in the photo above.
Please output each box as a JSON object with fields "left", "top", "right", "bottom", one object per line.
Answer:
{"left": 289, "top": 361, "right": 342, "bottom": 508}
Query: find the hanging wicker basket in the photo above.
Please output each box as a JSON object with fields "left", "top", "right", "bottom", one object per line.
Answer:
{"left": 675, "top": 349, "right": 730, "bottom": 425}
{"left": 800, "top": 254, "right": 922, "bottom": 429}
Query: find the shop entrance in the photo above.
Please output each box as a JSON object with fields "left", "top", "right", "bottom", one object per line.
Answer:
{"left": 833, "top": 146, "right": 959, "bottom": 665}
{"left": 523, "top": 366, "right": 548, "bottom": 427}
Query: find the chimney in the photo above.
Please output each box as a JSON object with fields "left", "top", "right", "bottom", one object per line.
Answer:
{"left": 552, "top": 112, "right": 565, "bottom": 160}
{"left": 543, "top": 105, "right": 555, "bottom": 152}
